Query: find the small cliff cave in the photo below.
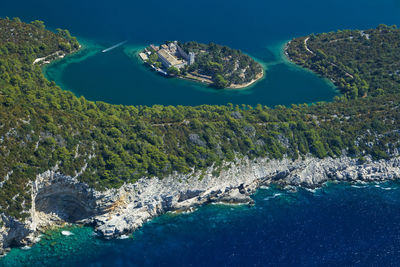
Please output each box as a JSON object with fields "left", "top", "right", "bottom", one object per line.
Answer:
{"left": 34, "top": 183, "right": 98, "bottom": 223}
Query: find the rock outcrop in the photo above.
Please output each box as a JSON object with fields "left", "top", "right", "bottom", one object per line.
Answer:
{"left": 1, "top": 155, "right": 400, "bottom": 255}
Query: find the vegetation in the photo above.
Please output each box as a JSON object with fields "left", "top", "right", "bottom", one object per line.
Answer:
{"left": 286, "top": 24, "right": 400, "bottom": 99}
{"left": 146, "top": 51, "right": 159, "bottom": 67}
{"left": 213, "top": 74, "right": 229, "bottom": 88}
{"left": 143, "top": 41, "right": 263, "bottom": 88}
{"left": 181, "top": 41, "right": 263, "bottom": 87}
{"left": 167, "top": 66, "right": 179, "bottom": 76}
{"left": 0, "top": 18, "right": 399, "bottom": 220}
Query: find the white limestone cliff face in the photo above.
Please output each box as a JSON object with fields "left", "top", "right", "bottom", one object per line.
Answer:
{"left": 93, "top": 156, "right": 400, "bottom": 238}
{"left": 1, "top": 155, "right": 400, "bottom": 255}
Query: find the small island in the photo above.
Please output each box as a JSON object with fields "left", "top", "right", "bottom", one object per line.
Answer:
{"left": 139, "top": 41, "right": 264, "bottom": 89}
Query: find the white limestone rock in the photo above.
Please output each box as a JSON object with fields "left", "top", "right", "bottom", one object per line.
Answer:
{"left": 1, "top": 155, "right": 400, "bottom": 256}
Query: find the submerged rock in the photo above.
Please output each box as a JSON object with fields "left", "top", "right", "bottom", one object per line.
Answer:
{"left": 61, "top": 231, "right": 74, "bottom": 236}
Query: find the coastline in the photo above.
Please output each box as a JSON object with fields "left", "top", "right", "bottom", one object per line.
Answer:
{"left": 283, "top": 39, "right": 338, "bottom": 92}
{"left": 91, "top": 154, "right": 400, "bottom": 239}
{"left": 1, "top": 39, "right": 396, "bottom": 257}
{"left": 1, "top": 36, "right": 398, "bottom": 259}
{"left": 2, "top": 153, "right": 400, "bottom": 257}
{"left": 33, "top": 45, "right": 81, "bottom": 67}
{"left": 3, "top": 181, "right": 400, "bottom": 265}
{"left": 228, "top": 68, "right": 264, "bottom": 89}
{"left": 138, "top": 48, "right": 265, "bottom": 90}
{"left": 41, "top": 38, "right": 106, "bottom": 94}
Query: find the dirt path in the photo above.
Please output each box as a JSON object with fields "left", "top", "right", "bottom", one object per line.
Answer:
{"left": 304, "top": 37, "right": 314, "bottom": 55}
{"left": 304, "top": 37, "right": 354, "bottom": 79}
{"left": 152, "top": 120, "right": 190, "bottom": 127}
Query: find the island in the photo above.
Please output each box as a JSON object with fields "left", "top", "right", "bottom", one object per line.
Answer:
{"left": 138, "top": 41, "right": 264, "bottom": 89}
{"left": 1, "top": 18, "right": 400, "bottom": 259}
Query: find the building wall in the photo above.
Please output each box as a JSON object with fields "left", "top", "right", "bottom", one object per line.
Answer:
{"left": 188, "top": 52, "right": 195, "bottom": 65}
{"left": 176, "top": 45, "right": 189, "bottom": 60}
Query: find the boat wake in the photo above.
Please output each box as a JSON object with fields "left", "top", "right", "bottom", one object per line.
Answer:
{"left": 351, "top": 185, "right": 368, "bottom": 189}
{"left": 102, "top": 40, "right": 128, "bottom": 53}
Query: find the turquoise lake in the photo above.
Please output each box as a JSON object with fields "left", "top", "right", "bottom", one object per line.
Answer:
{"left": 1, "top": 0, "right": 400, "bottom": 265}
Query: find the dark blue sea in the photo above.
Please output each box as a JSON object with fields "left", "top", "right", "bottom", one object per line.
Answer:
{"left": 3, "top": 183, "right": 400, "bottom": 266}
{"left": 1, "top": 0, "right": 400, "bottom": 265}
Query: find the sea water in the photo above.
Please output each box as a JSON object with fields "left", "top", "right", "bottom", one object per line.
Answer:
{"left": 9, "top": 0, "right": 400, "bottom": 106}
{"left": 3, "top": 182, "right": 400, "bottom": 266}
{"left": 3, "top": 1, "right": 400, "bottom": 106}
{"left": 27, "top": 0, "right": 400, "bottom": 106}
{"left": 1, "top": 0, "right": 400, "bottom": 265}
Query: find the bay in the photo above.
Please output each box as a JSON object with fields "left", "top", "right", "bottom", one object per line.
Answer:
{"left": 3, "top": 0, "right": 399, "bottom": 106}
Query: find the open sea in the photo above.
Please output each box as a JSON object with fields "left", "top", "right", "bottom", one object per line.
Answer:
{"left": 1, "top": 0, "right": 400, "bottom": 265}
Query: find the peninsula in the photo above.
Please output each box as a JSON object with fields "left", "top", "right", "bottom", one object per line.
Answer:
{"left": 139, "top": 41, "right": 264, "bottom": 89}
{"left": 1, "top": 18, "right": 400, "bottom": 258}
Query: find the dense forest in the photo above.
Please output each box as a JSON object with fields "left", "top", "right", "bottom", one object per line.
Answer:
{"left": 286, "top": 24, "right": 400, "bottom": 99}
{"left": 0, "top": 18, "right": 399, "bottom": 220}
{"left": 180, "top": 41, "right": 264, "bottom": 88}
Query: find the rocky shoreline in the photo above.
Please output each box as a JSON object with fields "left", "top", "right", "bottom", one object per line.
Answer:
{"left": 1, "top": 154, "right": 400, "bottom": 256}
{"left": 33, "top": 46, "right": 81, "bottom": 66}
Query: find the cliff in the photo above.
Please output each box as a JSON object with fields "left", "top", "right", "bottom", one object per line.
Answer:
{"left": 1, "top": 154, "right": 399, "bottom": 256}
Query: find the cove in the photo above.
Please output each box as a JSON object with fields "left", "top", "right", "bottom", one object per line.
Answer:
{"left": 42, "top": 40, "right": 338, "bottom": 106}
{"left": 2, "top": 0, "right": 398, "bottom": 107}
{"left": 4, "top": 0, "right": 399, "bottom": 107}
